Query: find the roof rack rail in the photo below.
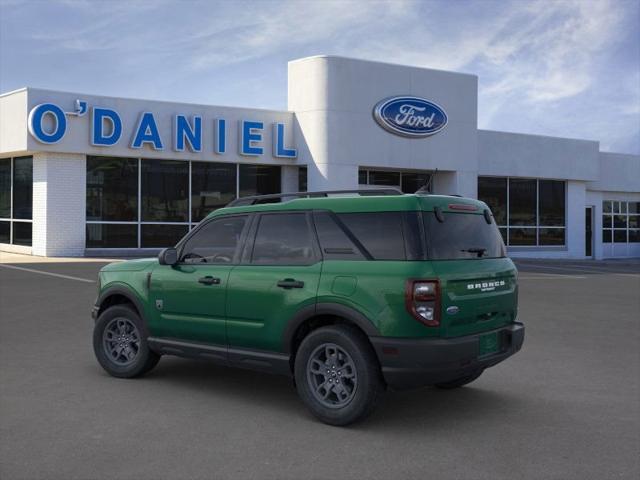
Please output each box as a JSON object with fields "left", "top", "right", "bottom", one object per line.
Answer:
{"left": 226, "top": 188, "right": 403, "bottom": 207}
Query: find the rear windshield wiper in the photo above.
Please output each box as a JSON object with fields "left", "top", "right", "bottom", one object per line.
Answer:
{"left": 461, "top": 247, "right": 487, "bottom": 258}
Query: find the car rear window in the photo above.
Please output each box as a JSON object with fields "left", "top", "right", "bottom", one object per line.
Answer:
{"left": 424, "top": 212, "right": 506, "bottom": 260}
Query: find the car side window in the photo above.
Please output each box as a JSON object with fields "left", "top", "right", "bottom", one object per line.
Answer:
{"left": 337, "top": 212, "right": 407, "bottom": 260}
{"left": 180, "top": 215, "right": 248, "bottom": 264}
{"left": 251, "top": 213, "right": 316, "bottom": 265}
{"left": 313, "top": 211, "right": 366, "bottom": 260}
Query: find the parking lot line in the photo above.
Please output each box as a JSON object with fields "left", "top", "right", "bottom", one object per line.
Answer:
{"left": 515, "top": 262, "right": 629, "bottom": 275}
{"left": 518, "top": 274, "right": 586, "bottom": 280}
{"left": 0, "top": 264, "right": 96, "bottom": 283}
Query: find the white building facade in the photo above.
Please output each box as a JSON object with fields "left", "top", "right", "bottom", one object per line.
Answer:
{"left": 1, "top": 56, "right": 638, "bottom": 258}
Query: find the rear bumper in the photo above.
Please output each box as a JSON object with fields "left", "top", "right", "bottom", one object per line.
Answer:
{"left": 370, "top": 323, "right": 525, "bottom": 390}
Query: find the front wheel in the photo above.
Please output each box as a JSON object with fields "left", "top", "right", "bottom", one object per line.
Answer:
{"left": 93, "top": 304, "right": 160, "bottom": 378}
{"left": 294, "top": 325, "right": 384, "bottom": 426}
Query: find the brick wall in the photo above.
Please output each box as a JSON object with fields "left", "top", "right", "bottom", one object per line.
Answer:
{"left": 32, "top": 152, "right": 86, "bottom": 256}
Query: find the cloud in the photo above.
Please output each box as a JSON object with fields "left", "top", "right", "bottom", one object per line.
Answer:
{"left": 1, "top": 0, "right": 638, "bottom": 153}
{"left": 185, "top": 0, "right": 413, "bottom": 70}
{"left": 478, "top": 0, "right": 622, "bottom": 104}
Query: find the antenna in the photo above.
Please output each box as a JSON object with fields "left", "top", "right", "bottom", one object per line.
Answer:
{"left": 416, "top": 168, "right": 437, "bottom": 194}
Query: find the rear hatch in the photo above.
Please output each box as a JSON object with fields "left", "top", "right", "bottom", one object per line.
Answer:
{"left": 423, "top": 208, "right": 518, "bottom": 338}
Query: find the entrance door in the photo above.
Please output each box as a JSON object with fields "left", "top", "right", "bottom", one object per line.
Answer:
{"left": 585, "top": 207, "right": 593, "bottom": 257}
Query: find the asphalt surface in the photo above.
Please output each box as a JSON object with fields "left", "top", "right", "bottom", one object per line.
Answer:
{"left": 0, "top": 258, "right": 639, "bottom": 480}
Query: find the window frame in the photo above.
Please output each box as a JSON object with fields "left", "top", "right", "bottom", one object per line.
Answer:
{"left": 478, "top": 176, "right": 567, "bottom": 247}
{"left": 358, "top": 167, "right": 433, "bottom": 194}
{"left": 85, "top": 156, "right": 282, "bottom": 250}
{"left": 242, "top": 211, "right": 322, "bottom": 266}
{"left": 0, "top": 156, "right": 33, "bottom": 246}
{"left": 602, "top": 200, "right": 640, "bottom": 244}
{"left": 176, "top": 213, "right": 252, "bottom": 265}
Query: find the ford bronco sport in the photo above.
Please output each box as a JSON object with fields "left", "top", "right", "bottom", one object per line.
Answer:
{"left": 92, "top": 189, "right": 524, "bottom": 426}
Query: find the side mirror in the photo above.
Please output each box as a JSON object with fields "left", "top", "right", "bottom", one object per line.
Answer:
{"left": 158, "top": 247, "right": 178, "bottom": 266}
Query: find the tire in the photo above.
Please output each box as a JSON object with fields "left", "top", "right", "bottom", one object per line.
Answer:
{"left": 93, "top": 304, "right": 160, "bottom": 378}
{"left": 294, "top": 325, "right": 384, "bottom": 426}
{"left": 434, "top": 370, "right": 483, "bottom": 389}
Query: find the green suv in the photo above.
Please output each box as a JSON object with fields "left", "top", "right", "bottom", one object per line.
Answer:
{"left": 92, "top": 189, "right": 524, "bottom": 425}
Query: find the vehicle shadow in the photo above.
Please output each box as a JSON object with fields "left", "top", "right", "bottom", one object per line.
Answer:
{"left": 138, "top": 356, "right": 528, "bottom": 432}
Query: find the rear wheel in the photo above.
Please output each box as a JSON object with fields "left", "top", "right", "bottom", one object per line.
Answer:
{"left": 435, "top": 370, "right": 483, "bottom": 389}
{"left": 93, "top": 304, "right": 160, "bottom": 378}
{"left": 294, "top": 325, "right": 383, "bottom": 426}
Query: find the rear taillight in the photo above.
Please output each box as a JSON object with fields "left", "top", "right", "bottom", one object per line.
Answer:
{"left": 405, "top": 279, "right": 440, "bottom": 327}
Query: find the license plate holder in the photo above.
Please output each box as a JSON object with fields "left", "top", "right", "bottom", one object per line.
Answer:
{"left": 479, "top": 331, "right": 499, "bottom": 357}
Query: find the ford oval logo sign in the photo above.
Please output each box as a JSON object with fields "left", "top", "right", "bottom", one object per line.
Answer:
{"left": 373, "top": 96, "right": 447, "bottom": 138}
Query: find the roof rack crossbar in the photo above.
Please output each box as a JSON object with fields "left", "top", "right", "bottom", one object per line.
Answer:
{"left": 226, "top": 188, "right": 403, "bottom": 207}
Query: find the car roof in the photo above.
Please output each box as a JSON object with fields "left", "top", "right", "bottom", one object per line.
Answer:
{"left": 206, "top": 193, "right": 488, "bottom": 219}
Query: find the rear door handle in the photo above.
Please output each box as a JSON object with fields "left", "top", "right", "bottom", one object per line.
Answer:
{"left": 198, "top": 276, "right": 221, "bottom": 285}
{"left": 277, "top": 278, "right": 305, "bottom": 289}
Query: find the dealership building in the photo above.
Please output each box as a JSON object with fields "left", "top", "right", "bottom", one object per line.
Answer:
{"left": 0, "top": 55, "right": 638, "bottom": 259}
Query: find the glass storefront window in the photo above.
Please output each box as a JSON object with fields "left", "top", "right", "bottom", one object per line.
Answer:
{"left": 359, "top": 168, "right": 432, "bottom": 193}
{"left": 603, "top": 200, "right": 639, "bottom": 245}
{"left": 239, "top": 164, "right": 281, "bottom": 198}
{"left": 508, "top": 178, "right": 537, "bottom": 226}
{"left": 85, "top": 156, "right": 283, "bottom": 249}
{"left": 0, "top": 220, "right": 9, "bottom": 243}
{"left": 499, "top": 227, "right": 507, "bottom": 245}
{"left": 12, "top": 222, "right": 32, "bottom": 246}
{"left": 298, "top": 166, "right": 307, "bottom": 192}
{"left": 191, "top": 162, "right": 236, "bottom": 222}
{"left": 141, "top": 224, "right": 189, "bottom": 248}
{"left": 539, "top": 180, "right": 565, "bottom": 226}
{"left": 613, "top": 215, "right": 627, "bottom": 228}
{"left": 539, "top": 228, "right": 565, "bottom": 246}
{"left": 86, "top": 156, "right": 138, "bottom": 221}
{"left": 13, "top": 156, "right": 33, "bottom": 220}
{"left": 478, "top": 177, "right": 507, "bottom": 226}
{"left": 0, "top": 156, "right": 33, "bottom": 246}
{"left": 508, "top": 227, "right": 537, "bottom": 246}
{"left": 0, "top": 159, "right": 10, "bottom": 218}
{"left": 613, "top": 230, "right": 627, "bottom": 243}
{"left": 86, "top": 224, "right": 138, "bottom": 248}
{"left": 478, "top": 176, "right": 566, "bottom": 247}
{"left": 367, "top": 170, "right": 400, "bottom": 187}
{"left": 401, "top": 172, "right": 431, "bottom": 194}
{"left": 141, "top": 160, "right": 189, "bottom": 222}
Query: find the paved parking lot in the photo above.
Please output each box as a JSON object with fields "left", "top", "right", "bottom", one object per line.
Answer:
{"left": 1, "top": 257, "right": 639, "bottom": 480}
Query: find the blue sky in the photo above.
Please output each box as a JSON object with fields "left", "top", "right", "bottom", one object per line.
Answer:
{"left": 1, "top": 0, "right": 638, "bottom": 154}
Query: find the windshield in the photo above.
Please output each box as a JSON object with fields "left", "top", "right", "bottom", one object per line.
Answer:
{"left": 424, "top": 211, "right": 506, "bottom": 260}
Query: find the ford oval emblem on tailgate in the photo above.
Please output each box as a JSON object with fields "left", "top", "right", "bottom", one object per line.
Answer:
{"left": 446, "top": 306, "right": 460, "bottom": 315}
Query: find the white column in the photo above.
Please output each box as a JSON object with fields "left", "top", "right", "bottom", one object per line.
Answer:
{"left": 566, "top": 180, "right": 586, "bottom": 259}
{"left": 433, "top": 171, "right": 477, "bottom": 198}
{"left": 308, "top": 163, "right": 358, "bottom": 191}
{"left": 281, "top": 165, "right": 299, "bottom": 193}
{"left": 32, "top": 152, "right": 86, "bottom": 257}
